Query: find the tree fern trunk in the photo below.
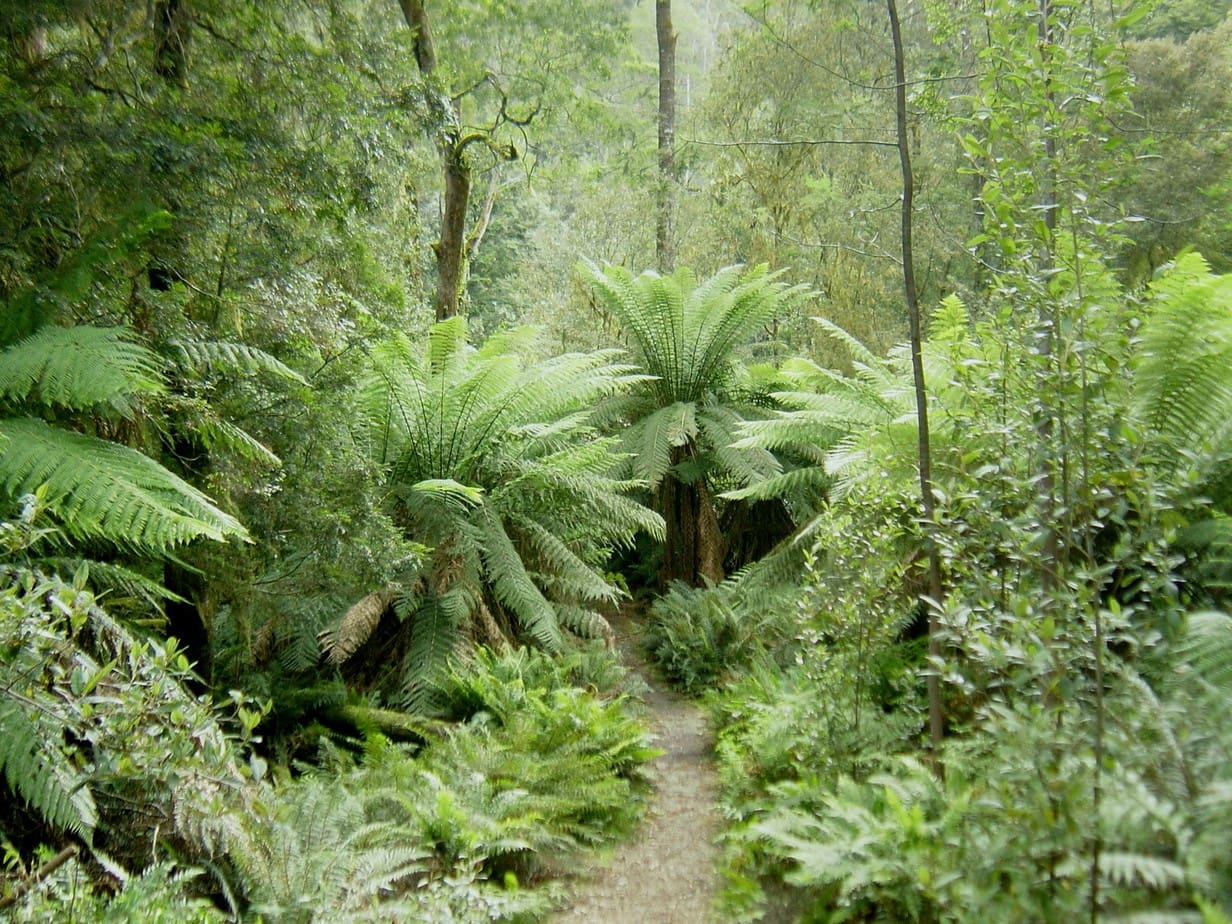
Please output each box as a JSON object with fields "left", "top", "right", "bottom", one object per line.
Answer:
{"left": 658, "top": 449, "right": 724, "bottom": 587}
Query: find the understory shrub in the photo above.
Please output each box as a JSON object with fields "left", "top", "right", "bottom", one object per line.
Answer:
{"left": 703, "top": 259, "right": 1232, "bottom": 921}
{"left": 0, "top": 561, "right": 262, "bottom": 914}
{"left": 1, "top": 533, "right": 657, "bottom": 920}
{"left": 238, "top": 646, "right": 657, "bottom": 922}
{"left": 641, "top": 580, "right": 794, "bottom": 695}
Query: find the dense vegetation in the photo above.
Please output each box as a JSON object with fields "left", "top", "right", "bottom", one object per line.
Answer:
{"left": 3, "top": 0, "right": 1232, "bottom": 920}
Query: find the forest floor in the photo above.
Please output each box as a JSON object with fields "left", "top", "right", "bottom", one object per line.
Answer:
{"left": 550, "top": 605, "right": 724, "bottom": 923}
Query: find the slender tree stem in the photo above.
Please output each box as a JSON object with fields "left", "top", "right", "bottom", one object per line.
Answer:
{"left": 656, "top": 0, "right": 677, "bottom": 273}
{"left": 886, "top": 0, "right": 945, "bottom": 761}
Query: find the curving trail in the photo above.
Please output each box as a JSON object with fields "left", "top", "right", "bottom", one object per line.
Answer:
{"left": 552, "top": 608, "right": 724, "bottom": 923}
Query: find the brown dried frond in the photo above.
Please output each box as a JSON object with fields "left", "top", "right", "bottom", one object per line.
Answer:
{"left": 320, "top": 591, "right": 397, "bottom": 666}
{"left": 251, "top": 621, "right": 276, "bottom": 666}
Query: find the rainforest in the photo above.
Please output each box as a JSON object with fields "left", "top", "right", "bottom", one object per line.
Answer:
{"left": 3, "top": 0, "right": 1232, "bottom": 921}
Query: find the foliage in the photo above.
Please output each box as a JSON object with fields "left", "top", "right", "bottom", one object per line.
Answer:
{"left": 1120, "top": 20, "right": 1232, "bottom": 278}
{"left": 582, "top": 262, "right": 804, "bottom": 492}
{"left": 239, "top": 646, "right": 656, "bottom": 922}
{"left": 0, "top": 325, "right": 247, "bottom": 559}
{"left": 328, "top": 318, "right": 661, "bottom": 708}
{"left": 2, "top": 860, "right": 226, "bottom": 924}
{"left": 696, "top": 247, "right": 1232, "bottom": 920}
{"left": 641, "top": 579, "right": 794, "bottom": 695}
{"left": 580, "top": 261, "right": 807, "bottom": 584}
{"left": 0, "top": 553, "right": 262, "bottom": 913}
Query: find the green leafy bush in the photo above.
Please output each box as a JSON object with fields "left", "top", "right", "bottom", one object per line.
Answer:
{"left": 642, "top": 580, "right": 790, "bottom": 695}
{"left": 0, "top": 559, "right": 263, "bottom": 914}
{"left": 237, "top": 647, "right": 657, "bottom": 921}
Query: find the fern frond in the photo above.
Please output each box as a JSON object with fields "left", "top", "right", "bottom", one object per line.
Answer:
{"left": 814, "top": 316, "right": 892, "bottom": 379}
{"left": 508, "top": 516, "right": 618, "bottom": 604}
{"left": 722, "top": 465, "right": 830, "bottom": 503}
{"left": 31, "top": 556, "right": 181, "bottom": 606}
{"left": 1134, "top": 259, "right": 1232, "bottom": 476}
{"left": 190, "top": 415, "right": 282, "bottom": 467}
{"left": 477, "top": 506, "right": 563, "bottom": 651}
{"left": 1098, "top": 851, "right": 1188, "bottom": 891}
{"left": 699, "top": 404, "right": 781, "bottom": 488}
{"left": 427, "top": 315, "right": 469, "bottom": 374}
{"left": 632, "top": 401, "right": 698, "bottom": 488}
{"left": 556, "top": 605, "right": 615, "bottom": 642}
{"left": 166, "top": 339, "right": 305, "bottom": 384}
{"left": 0, "top": 695, "right": 98, "bottom": 843}
{"left": 0, "top": 325, "right": 164, "bottom": 413}
{"left": 0, "top": 417, "right": 249, "bottom": 553}
{"left": 400, "top": 590, "right": 465, "bottom": 714}
{"left": 1175, "top": 611, "right": 1232, "bottom": 693}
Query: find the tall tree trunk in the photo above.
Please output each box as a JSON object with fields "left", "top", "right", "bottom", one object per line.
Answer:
{"left": 398, "top": 0, "right": 472, "bottom": 320}
{"left": 655, "top": 0, "right": 677, "bottom": 273}
{"left": 887, "top": 0, "right": 945, "bottom": 759}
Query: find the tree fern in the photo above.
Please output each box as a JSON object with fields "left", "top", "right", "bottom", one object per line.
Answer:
{"left": 580, "top": 261, "right": 807, "bottom": 583}
{"left": 334, "top": 320, "right": 662, "bottom": 703}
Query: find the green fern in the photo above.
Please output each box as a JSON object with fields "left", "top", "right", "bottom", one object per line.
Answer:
{"left": 339, "top": 320, "right": 663, "bottom": 702}
{"left": 1134, "top": 254, "right": 1232, "bottom": 497}
{"left": 398, "top": 590, "right": 466, "bottom": 713}
{"left": 0, "top": 322, "right": 250, "bottom": 562}
{"left": 0, "top": 325, "right": 164, "bottom": 413}
{"left": 165, "top": 338, "right": 306, "bottom": 385}
{"left": 0, "top": 696, "right": 98, "bottom": 843}
{"left": 580, "top": 261, "right": 807, "bottom": 583}
{"left": 0, "top": 416, "right": 247, "bottom": 553}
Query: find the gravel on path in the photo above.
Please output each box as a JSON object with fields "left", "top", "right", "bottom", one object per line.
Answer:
{"left": 551, "top": 609, "right": 724, "bottom": 923}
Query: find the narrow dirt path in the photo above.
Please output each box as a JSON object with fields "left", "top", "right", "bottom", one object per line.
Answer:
{"left": 552, "top": 608, "right": 724, "bottom": 923}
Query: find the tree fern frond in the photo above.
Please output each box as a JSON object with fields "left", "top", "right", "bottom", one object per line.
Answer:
{"left": 30, "top": 556, "right": 181, "bottom": 606}
{"left": 556, "top": 605, "right": 615, "bottom": 642}
{"left": 733, "top": 415, "right": 850, "bottom": 454}
{"left": 190, "top": 416, "right": 282, "bottom": 467}
{"left": 0, "top": 695, "right": 98, "bottom": 843}
{"left": 477, "top": 507, "right": 563, "bottom": 651}
{"left": 0, "top": 325, "right": 164, "bottom": 414}
{"left": 1134, "top": 259, "right": 1232, "bottom": 473}
{"left": 508, "top": 516, "right": 619, "bottom": 604}
{"left": 400, "top": 591, "right": 465, "bottom": 714}
{"left": 632, "top": 401, "right": 698, "bottom": 488}
{"left": 1175, "top": 611, "right": 1232, "bottom": 693}
{"left": 427, "top": 315, "right": 469, "bottom": 374}
{"left": 406, "top": 478, "right": 485, "bottom": 509}
{"left": 166, "top": 339, "right": 305, "bottom": 384}
{"left": 1098, "top": 851, "right": 1189, "bottom": 892}
{"left": 699, "top": 404, "right": 781, "bottom": 488}
{"left": 814, "top": 316, "right": 890, "bottom": 378}
{"left": 722, "top": 465, "right": 830, "bottom": 504}
{"left": 0, "top": 417, "right": 249, "bottom": 552}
